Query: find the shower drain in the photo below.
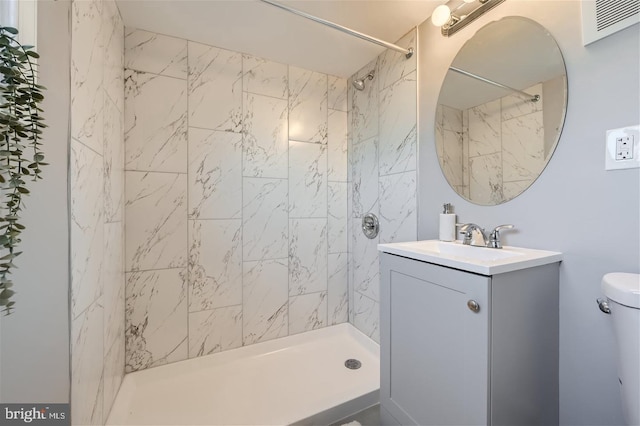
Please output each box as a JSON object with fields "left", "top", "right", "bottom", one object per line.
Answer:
{"left": 344, "top": 358, "right": 362, "bottom": 370}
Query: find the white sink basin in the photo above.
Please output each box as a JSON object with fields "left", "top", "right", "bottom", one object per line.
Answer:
{"left": 378, "top": 240, "right": 562, "bottom": 275}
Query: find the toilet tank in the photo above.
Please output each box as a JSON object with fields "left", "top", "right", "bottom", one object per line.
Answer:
{"left": 602, "top": 273, "right": 640, "bottom": 426}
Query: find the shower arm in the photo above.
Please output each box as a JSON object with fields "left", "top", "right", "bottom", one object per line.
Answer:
{"left": 259, "top": 0, "right": 414, "bottom": 59}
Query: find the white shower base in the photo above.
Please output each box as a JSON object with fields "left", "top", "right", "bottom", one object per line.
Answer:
{"left": 106, "top": 323, "right": 380, "bottom": 425}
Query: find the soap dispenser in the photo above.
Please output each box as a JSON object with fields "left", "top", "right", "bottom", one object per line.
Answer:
{"left": 439, "top": 203, "right": 456, "bottom": 242}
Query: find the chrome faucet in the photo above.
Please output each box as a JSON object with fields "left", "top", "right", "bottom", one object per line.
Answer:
{"left": 459, "top": 223, "right": 514, "bottom": 249}
{"left": 459, "top": 223, "right": 488, "bottom": 247}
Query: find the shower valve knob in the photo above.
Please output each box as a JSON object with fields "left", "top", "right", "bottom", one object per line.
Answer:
{"left": 361, "top": 213, "right": 379, "bottom": 239}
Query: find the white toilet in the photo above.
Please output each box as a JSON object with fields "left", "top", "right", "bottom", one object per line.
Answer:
{"left": 601, "top": 272, "right": 640, "bottom": 426}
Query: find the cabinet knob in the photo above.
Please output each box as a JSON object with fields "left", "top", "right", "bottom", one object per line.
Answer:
{"left": 467, "top": 300, "right": 480, "bottom": 313}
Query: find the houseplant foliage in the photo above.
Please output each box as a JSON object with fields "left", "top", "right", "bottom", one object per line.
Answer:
{"left": 0, "top": 26, "right": 47, "bottom": 315}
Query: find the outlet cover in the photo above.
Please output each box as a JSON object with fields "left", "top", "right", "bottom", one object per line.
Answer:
{"left": 605, "top": 125, "right": 640, "bottom": 170}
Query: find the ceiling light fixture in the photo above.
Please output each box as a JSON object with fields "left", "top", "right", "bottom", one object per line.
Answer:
{"left": 431, "top": 0, "right": 506, "bottom": 37}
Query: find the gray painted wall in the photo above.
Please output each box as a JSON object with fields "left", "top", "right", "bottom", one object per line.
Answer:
{"left": 418, "top": 2, "right": 639, "bottom": 425}
{"left": 0, "top": 0, "right": 71, "bottom": 403}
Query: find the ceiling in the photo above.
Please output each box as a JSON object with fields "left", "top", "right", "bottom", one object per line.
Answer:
{"left": 116, "top": 0, "right": 443, "bottom": 78}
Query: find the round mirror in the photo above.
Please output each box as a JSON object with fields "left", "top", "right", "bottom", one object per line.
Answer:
{"left": 435, "top": 17, "right": 567, "bottom": 205}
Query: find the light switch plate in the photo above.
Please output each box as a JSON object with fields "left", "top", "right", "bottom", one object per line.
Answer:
{"left": 605, "top": 125, "right": 640, "bottom": 171}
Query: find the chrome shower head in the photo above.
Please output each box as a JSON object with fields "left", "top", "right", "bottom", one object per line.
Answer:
{"left": 352, "top": 79, "right": 366, "bottom": 91}
{"left": 352, "top": 70, "right": 375, "bottom": 91}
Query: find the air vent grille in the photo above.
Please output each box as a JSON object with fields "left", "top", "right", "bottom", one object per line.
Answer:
{"left": 582, "top": 0, "right": 640, "bottom": 45}
{"left": 596, "top": 0, "right": 639, "bottom": 31}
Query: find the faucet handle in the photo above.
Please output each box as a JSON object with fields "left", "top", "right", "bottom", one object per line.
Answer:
{"left": 488, "top": 224, "right": 514, "bottom": 249}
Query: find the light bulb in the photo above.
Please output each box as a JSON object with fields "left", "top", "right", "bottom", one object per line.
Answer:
{"left": 431, "top": 4, "right": 452, "bottom": 27}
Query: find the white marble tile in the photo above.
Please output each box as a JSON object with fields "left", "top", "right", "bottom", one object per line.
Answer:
{"left": 125, "top": 171, "right": 187, "bottom": 272}
{"left": 289, "top": 292, "right": 327, "bottom": 335}
{"left": 502, "top": 83, "right": 543, "bottom": 120}
{"left": 103, "top": 329, "right": 124, "bottom": 422}
{"left": 461, "top": 185, "right": 470, "bottom": 199}
{"left": 435, "top": 106, "right": 444, "bottom": 164}
{"left": 188, "top": 41, "right": 242, "bottom": 132}
{"left": 71, "top": 140, "right": 104, "bottom": 319}
{"left": 435, "top": 104, "right": 444, "bottom": 140}
{"left": 350, "top": 59, "right": 378, "bottom": 143}
{"left": 328, "top": 253, "right": 348, "bottom": 325}
{"left": 347, "top": 194, "right": 354, "bottom": 324}
{"left": 188, "top": 305, "right": 242, "bottom": 358}
{"left": 353, "top": 292, "right": 379, "bottom": 343}
{"left": 125, "top": 268, "right": 188, "bottom": 372}
{"left": 242, "top": 258, "right": 288, "bottom": 345}
{"left": 328, "top": 182, "right": 348, "bottom": 253}
{"left": 103, "top": 222, "right": 124, "bottom": 353}
{"left": 189, "top": 219, "right": 242, "bottom": 312}
{"left": 378, "top": 29, "right": 417, "bottom": 90}
{"left": 242, "top": 55, "right": 288, "bottom": 99}
{"left": 351, "top": 136, "right": 378, "bottom": 218}
{"left": 124, "top": 70, "right": 187, "bottom": 173}
{"left": 71, "top": 0, "right": 104, "bottom": 154}
{"left": 289, "top": 141, "right": 327, "bottom": 218}
{"left": 242, "top": 178, "right": 288, "bottom": 261}
{"left": 379, "top": 171, "right": 417, "bottom": 244}
{"left": 289, "top": 219, "right": 327, "bottom": 296}
{"left": 379, "top": 71, "right": 417, "bottom": 176}
{"left": 71, "top": 298, "right": 104, "bottom": 426}
{"left": 103, "top": 0, "right": 124, "bottom": 113}
{"left": 442, "top": 129, "right": 464, "bottom": 187}
{"left": 468, "top": 99, "right": 502, "bottom": 157}
{"left": 243, "top": 93, "right": 288, "bottom": 178}
{"left": 503, "top": 180, "right": 533, "bottom": 202}
{"left": 328, "top": 109, "right": 348, "bottom": 182}
{"left": 188, "top": 128, "right": 242, "bottom": 219}
{"left": 352, "top": 221, "right": 380, "bottom": 302}
{"left": 328, "top": 75, "right": 347, "bottom": 112}
{"left": 104, "top": 96, "right": 124, "bottom": 223}
{"left": 347, "top": 249, "right": 355, "bottom": 324}
{"left": 288, "top": 66, "right": 327, "bottom": 144}
{"left": 124, "top": 28, "right": 187, "bottom": 79}
{"left": 462, "top": 116, "right": 470, "bottom": 188}
{"left": 469, "top": 153, "right": 504, "bottom": 205}
{"left": 442, "top": 105, "right": 463, "bottom": 132}
{"left": 502, "top": 111, "right": 545, "bottom": 182}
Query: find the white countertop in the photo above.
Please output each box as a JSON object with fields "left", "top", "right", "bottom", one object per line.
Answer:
{"left": 378, "top": 239, "right": 563, "bottom": 275}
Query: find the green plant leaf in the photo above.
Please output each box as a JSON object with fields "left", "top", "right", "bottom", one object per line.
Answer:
{"left": 0, "top": 287, "right": 15, "bottom": 297}
{"left": 0, "top": 29, "right": 46, "bottom": 315}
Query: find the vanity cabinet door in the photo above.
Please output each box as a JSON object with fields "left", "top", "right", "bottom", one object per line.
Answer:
{"left": 380, "top": 253, "right": 491, "bottom": 426}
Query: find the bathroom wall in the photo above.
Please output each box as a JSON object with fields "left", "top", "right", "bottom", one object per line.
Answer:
{"left": 418, "top": 2, "right": 639, "bottom": 424}
{"left": 435, "top": 81, "right": 551, "bottom": 204}
{"left": 123, "top": 29, "right": 349, "bottom": 372}
{"left": 348, "top": 29, "right": 418, "bottom": 342}
{"left": 0, "top": 0, "right": 71, "bottom": 404}
{"left": 69, "top": 0, "right": 125, "bottom": 423}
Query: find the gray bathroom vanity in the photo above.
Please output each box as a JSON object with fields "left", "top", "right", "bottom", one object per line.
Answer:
{"left": 378, "top": 240, "right": 562, "bottom": 426}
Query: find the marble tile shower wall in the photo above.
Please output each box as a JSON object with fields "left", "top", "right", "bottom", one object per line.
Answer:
{"left": 123, "top": 29, "right": 349, "bottom": 372}
{"left": 435, "top": 82, "right": 545, "bottom": 205}
{"left": 69, "top": 0, "right": 125, "bottom": 424}
{"left": 348, "top": 29, "right": 418, "bottom": 343}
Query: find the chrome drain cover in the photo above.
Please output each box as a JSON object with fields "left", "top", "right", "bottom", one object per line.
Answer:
{"left": 345, "top": 358, "right": 362, "bottom": 370}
